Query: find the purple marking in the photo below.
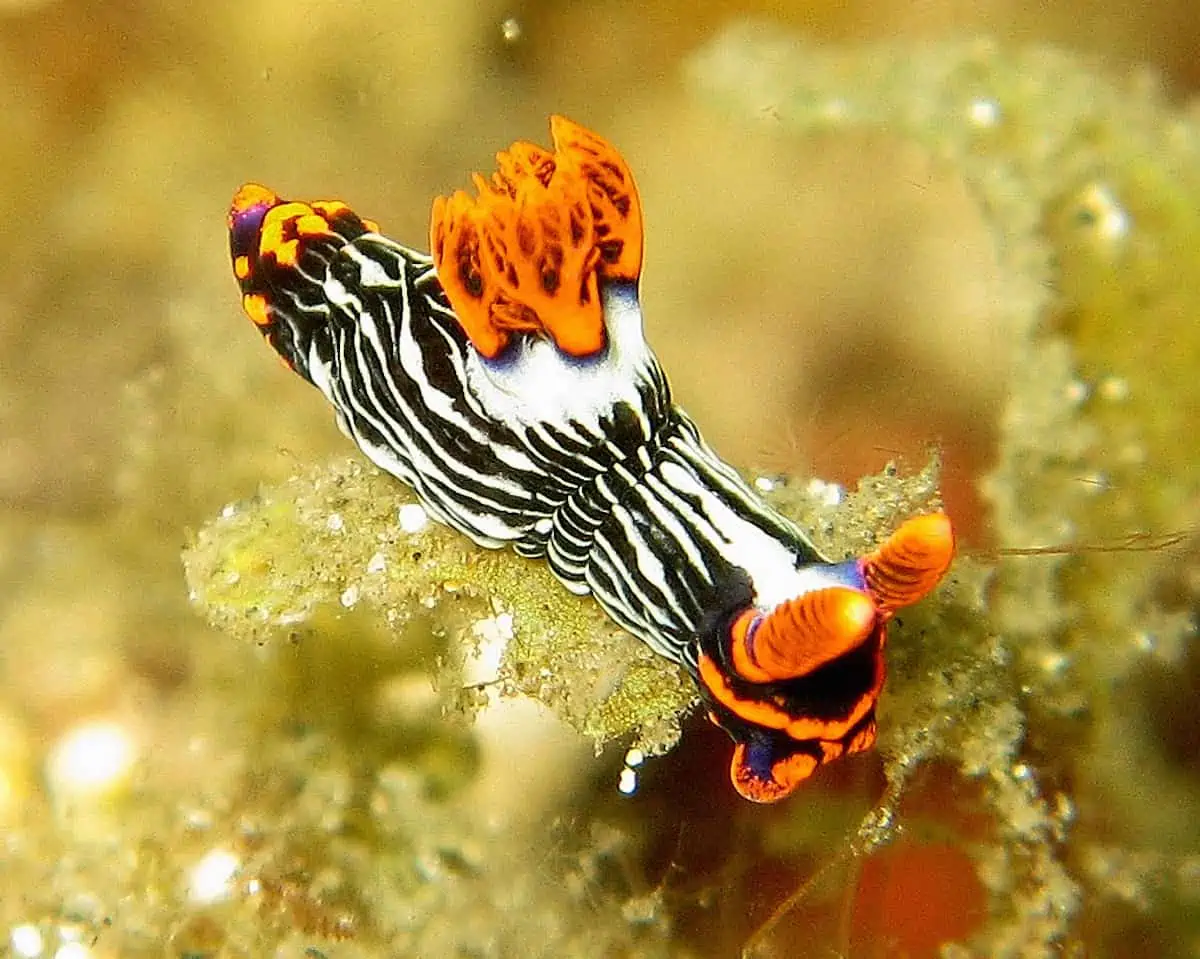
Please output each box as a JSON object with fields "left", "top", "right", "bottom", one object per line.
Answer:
{"left": 229, "top": 200, "right": 273, "bottom": 267}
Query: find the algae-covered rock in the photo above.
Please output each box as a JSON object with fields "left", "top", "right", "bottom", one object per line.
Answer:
{"left": 182, "top": 455, "right": 944, "bottom": 760}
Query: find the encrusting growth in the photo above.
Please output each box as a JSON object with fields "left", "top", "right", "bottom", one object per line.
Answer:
{"left": 227, "top": 115, "right": 954, "bottom": 802}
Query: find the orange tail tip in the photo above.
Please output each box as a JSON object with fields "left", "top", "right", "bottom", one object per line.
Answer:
{"left": 731, "top": 742, "right": 817, "bottom": 803}
{"left": 729, "top": 587, "right": 877, "bottom": 683}
{"left": 429, "top": 115, "right": 643, "bottom": 360}
{"left": 729, "top": 720, "right": 879, "bottom": 803}
{"left": 863, "top": 512, "right": 956, "bottom": 615}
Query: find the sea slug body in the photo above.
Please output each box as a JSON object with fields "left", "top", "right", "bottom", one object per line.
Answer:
{"left": 227, "top": 116, "right": 954, "bottom": 802}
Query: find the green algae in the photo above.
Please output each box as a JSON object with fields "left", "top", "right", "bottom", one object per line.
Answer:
{"left": 183, "top": 454, "right": 943, "bottom": 760}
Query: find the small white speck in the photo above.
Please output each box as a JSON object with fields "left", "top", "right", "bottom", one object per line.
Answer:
{"left": 534, "top": 517, "right": 553, "bottom": 535}
{"left": 414, "top": 848, "right": 443, "bottom": 881}
{"left": 58, "top": 925, "right": 88, "bottom": 945}
{"left": 222, "top": 570, "right": 240, "bottom": 587}
{"left": 188, "top": 848, "right": 240, "bottom": 903}
{"left": 398, "top": 503, "right": 429, "bottom": 535}
{"left": 220, "top": 503, "right": 237, "bottom": 519}
{"left": 326, "top": 513, "right": 345, "bottom": 533}
{"left": 367, "top": 552, "right": 387, "bottom": 574}
{"left": 10, "top": 924, "right": 44, "bottom": 958}
{"left": 1040, "top": 651, "right": 1070, "bottom": 676}
{"left": 464, "top": 614, "right": 515, "bottom": 685}
{"left": 1134, "top": 631, "right": 1156, "bottom": 652}
{"left": 1077, "top": 182, "right": 1131, "bottom": 243}
{"left": 184, "top": 806, "right": 214, "bottom": 830}
{"left": 753, "top": 476, "right": 777, "bottom": 493}
{"left": 967, "top": 97, "right": 1001, "bottom": 127}
{"left": 820, "top": 97, "right": 849, "bottom": 121}
{"left": 805, "top": 477, "right": 843, "bottom": 507}
{"left": 54, "top": 942, "right": 91, "bottom": 959}
{"left": 46, "top": 720, "right": 137, "bottom": 799}
{"left": 499, "top": 16, "right": 522, "bottom": 42}
{"left": 340, "top": 586, "right": 360, "bottom": 608}
{"left": 618, "top": 767, "right": 638, "bottom": 795}
{"left": 623, "top": 747, "right": 645, "bottom": 768}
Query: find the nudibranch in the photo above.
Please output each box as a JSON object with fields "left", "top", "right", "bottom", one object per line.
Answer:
{"left": 227, "top": 116, "right": 954, "bottom": 802}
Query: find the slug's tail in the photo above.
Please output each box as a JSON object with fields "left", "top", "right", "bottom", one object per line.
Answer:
{"left": 227, "top": 183, "right": 380, "bottom": 378}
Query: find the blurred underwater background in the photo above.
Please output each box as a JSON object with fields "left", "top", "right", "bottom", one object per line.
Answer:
{"left": 1, "top": 1, "right": 1198, "bottom": 956}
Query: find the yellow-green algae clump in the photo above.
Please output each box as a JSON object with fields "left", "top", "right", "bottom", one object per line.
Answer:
{"left": 183, "top": 455, "right": 944, "bottom": 758}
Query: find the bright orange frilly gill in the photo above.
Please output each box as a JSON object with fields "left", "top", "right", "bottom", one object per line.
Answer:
{"left": 430, "top": 115, "right": 643, "bottom": 359}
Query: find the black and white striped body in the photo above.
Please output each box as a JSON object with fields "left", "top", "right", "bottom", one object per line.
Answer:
{"left": 247, "top": 213, "right": 830, "bottom": 669}
{"left": 229, "top": 120, "right": 955, "bottom": 804}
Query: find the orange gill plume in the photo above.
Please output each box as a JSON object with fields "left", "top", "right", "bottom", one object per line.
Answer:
{"left": 547, "top": 114, "right": 643, "bottom": 281}
{"left": 429, "top": 115, "right": 644, "bottom": 359}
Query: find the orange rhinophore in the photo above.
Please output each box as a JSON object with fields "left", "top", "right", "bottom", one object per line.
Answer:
{"left": 863, "top": 513, "right": 956, "bottom": 615}
{"left": 728, "top": 587, "right": 878, "bottom": 684}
